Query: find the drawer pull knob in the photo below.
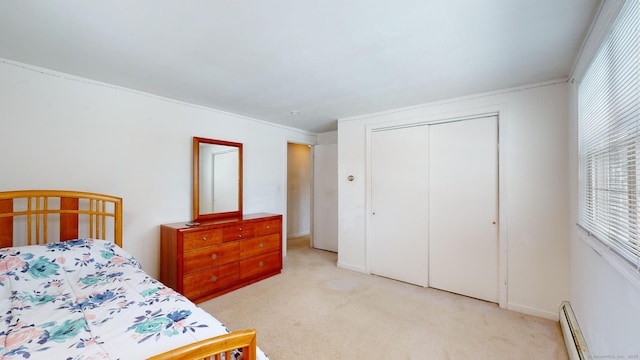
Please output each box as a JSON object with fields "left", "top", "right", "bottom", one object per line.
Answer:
{"left": 238, "top": 234, "right": 242, "bottom": 238}
{"left": 259, "top": 242, "right": 264, "bottom": 248}
{"left": 202, "top": 236, "right": 207, "bottom": 241}
{"left": 259, "top": 261, "right": 264, "bottom": 267}
{"left": 210, "top": 276, "right": 218, "bottom": 282}
{"left": 211, "top": 253, "right": 218, "bottom": 260}
{"left": 266, "top": 225, "right": 270, "bottom": 229}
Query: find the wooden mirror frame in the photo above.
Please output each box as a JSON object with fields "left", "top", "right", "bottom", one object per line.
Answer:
{"left": 193, "top": 137, "right": 243, "bottom": 222}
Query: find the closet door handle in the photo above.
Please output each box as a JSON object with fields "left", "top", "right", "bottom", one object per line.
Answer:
{"left": 211, "top": 253, "right": 218, "bottom": 260}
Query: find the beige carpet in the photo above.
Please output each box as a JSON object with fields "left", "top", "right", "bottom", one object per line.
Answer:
{"left": 199, "top": 237, "right": 568, "bottom": 360}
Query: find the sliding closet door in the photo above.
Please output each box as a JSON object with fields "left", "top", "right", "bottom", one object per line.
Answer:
{"left": 370, "top": 125, "right": 429, "bottom": 287}
{"left": 428, "top": 116, "right": 498, "bottom": 302}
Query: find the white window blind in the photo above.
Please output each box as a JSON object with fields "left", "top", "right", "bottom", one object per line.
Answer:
{"left": 578, "top": 0, "right": 640, "bottom": 271}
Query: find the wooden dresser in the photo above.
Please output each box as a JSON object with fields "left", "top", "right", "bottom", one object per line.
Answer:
{"left": 160, "top": 213, "right": 282, "bottom": 303}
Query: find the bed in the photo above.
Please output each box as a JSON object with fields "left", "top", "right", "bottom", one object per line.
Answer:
{"left": 0, "top": 190, "right": 268, "bottom": 360}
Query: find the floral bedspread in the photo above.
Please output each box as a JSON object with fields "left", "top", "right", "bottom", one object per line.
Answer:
{"left": 0, "top": 239, "right": 268, "bottom": 360}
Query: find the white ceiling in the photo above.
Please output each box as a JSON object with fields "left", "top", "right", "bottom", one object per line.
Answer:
{"left": 0, "top": 1, "right": 599, "bottom": 133}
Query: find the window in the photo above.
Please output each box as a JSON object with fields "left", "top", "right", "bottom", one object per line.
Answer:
{"left": 578, "top": 0, "right": 640, "bottom": 271}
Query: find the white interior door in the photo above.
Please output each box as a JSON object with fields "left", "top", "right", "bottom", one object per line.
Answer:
{"left": 428, "top": 116, "right": 498, "bottom": 302}
{"left": 371, "top": 125, "right": 429, "bottom": 287}
{"left": 313, "top": 143, "right": 338, "bottom": 252}
{"left": 212, "top": 150, "right": 239, "bottom": 213}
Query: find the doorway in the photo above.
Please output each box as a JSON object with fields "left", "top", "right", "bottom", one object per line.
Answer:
{"left": 287, "top": 143, "right": 312, "bottom": 250}
{"left": 369, "top": 115, "right": 499, "bottom": 303}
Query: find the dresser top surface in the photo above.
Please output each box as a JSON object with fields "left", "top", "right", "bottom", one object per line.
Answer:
{"left": 161, "top": 213, "right": 282, "bottom": 230}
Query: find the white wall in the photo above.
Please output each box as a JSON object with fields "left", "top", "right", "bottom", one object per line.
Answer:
{"left": 317, "top": 131, "right": 338, "bottom": 145}
{"left": 0, "top": 59, "right": 315, "bottom": 278}
{"left": 566, "top": 1, "right": 640, "bottom": 354}
{"left": 337, "top": 81, "right": 570, "bottom": 319}
{"left": 568, "top": 82, "right": 640, "bottom": 357}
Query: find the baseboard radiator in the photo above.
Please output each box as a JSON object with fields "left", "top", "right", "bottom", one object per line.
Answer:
{"left": 559, "top": 301, "right": 590, "bottom": 360}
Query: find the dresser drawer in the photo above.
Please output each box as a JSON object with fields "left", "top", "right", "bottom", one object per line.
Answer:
{"left": 255, "top": 219, "right": 281, "bottom": 236}
{"left": 239, "top": 251, "right": 281, "bottom": 279}
{"left": 183, "top": 263, "right": 239, "bottom": 299}
{"left": 183, "top": 229, "right": 223, "bottom": 250}
{"left": 240, "top": 234, "right": 280, "bottom": 258}
{"left": 183, "top": 242, "right": 240, "bottom": 274}
{"left": 223, "top": 224, "right": 255, "bottom": 242}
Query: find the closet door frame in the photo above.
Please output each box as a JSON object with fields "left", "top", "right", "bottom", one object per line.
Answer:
{"left": 364, "top": 107, "right": 508, "bottom": 309}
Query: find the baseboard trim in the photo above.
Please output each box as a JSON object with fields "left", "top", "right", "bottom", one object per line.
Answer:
{"left": 507, "top": 303, "right": 559, "bottom": 320}
{"left": 287, "top": 232, "right": 310, "bottom": 239}
{"left": 337, "top": 262, "right": 366, "bottom": 273}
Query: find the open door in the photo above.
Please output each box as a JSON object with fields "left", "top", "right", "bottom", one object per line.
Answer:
{"left": 313, "top": 143, "right": 338, "bottom": 252}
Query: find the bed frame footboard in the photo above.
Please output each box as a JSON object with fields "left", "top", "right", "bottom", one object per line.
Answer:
{"left": 147, "top": 329, "right": 257, "bottom": 360}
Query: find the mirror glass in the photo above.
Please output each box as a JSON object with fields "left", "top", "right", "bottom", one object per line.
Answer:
{"left": 193, "top": 137, "right": 243, "bottom": 221}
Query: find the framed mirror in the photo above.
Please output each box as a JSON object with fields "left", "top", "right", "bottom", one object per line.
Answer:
{"left": 193, "top": 137, "right": 243, "bottom": 221}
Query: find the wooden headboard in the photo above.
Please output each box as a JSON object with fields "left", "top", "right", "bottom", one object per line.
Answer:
{"left": 0, "top": 190, "right": 122, "bottom": 248}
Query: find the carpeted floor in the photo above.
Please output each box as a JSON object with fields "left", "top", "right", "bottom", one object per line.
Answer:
{"left": 199, "top": 237, "right": 568, "bottom": 359}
